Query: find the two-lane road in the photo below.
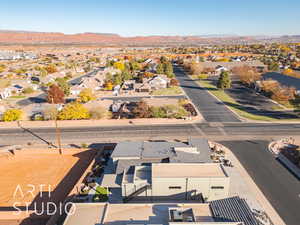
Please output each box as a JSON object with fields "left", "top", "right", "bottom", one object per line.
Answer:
{"left": 0, "top": 123, "right": 299, "bottom": 145}
{"left": 174, "top": 65, "right": 241, "bottom": 122}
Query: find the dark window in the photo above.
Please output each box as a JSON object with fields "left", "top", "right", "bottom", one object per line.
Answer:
{"left": 169, "top": 186, "right": 182, "bottom": 189}
{"left": 211, "top": 186, "right": 224, "bottom": 189}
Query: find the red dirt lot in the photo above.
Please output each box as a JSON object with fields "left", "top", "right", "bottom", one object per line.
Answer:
{"left": 0, "top": 148, "right": 96, "bottom": 225}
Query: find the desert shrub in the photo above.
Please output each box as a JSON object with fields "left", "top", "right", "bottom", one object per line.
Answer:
{"left": 163, "top": 105, "right": 190, "bottom": 119}
{"left": 89, "top": 106, "right": 109, "bottom": 119}
{"left": 178, "top": 98, "right": 189, "bottom": 106}
{"left": 22, "top": 87, "right": 34, "bottom": 94}
{"left": 81, "top": 143, "right": 88, "bottom": 148}
{"left": 2, "top": 109, "right": 23, "bottom": 122}
{"left": 132, "top": 101, "right": 151, "bottom": 118}
{"left": 198, "top": 74, "right": 208, "bottom": 79}
{"left": 32, "top": 114, "right": 44, "bottom": 121}
{"left": 43, "top": 105, "right": 58, "bottom": 120}
{"left": 170, "top": 78, "right": 179, "bottom": 86}
{"left": 183, "top": 103, "right": 197, "bottom": 116}
{"left": 150, "top": 106, "right": 167, "bottom": 118}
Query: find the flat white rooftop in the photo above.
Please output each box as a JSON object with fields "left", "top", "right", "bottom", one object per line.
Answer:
{"left": 152, "top": 163, "right": 227, "bottom": 178}
{"left": 63, "top": 203, "right": 214, "bottom": 225}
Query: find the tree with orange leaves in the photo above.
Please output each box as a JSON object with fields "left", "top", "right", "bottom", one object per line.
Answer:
{"left": 47, "top": 84, "right": 65, "bottom": 104}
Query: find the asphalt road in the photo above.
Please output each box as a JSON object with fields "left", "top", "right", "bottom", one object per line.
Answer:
{"left": 1, "top": 123, "right": 300, "bottom": 145}
{"left": 220, "top": 140, "right": 300, "bottom": 225}
{"left": 174, "top": 66, "right": 241, "bottom": 122}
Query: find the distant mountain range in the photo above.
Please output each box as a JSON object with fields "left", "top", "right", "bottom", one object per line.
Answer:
{"left": 0, "top": 30, "right": 299, "bottom": 46}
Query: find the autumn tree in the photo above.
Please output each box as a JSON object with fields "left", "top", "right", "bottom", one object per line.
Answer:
{"left": 112, "top": 73, "right": 123, "bottom": 85}
{"left": 268, "top": 62, "right": 279, "bottom": 71}
{"left": 121, "top": 70, "right": 133, "bottom": 81}
{"left": 271, "top": 86, "right": 295, "bottom": 103}
{"left": 160, "top": 56, "right": 168, "bottom": 64}
{"left": 156, "top": 63, "right": 164, "bottom": 74}
{"left": 44, "top": 64, "right": 58, "bottom": 74}
{"left": 104, "top": 81, "right": 113, "bottom": 90}
{"left": 189, "top": 62, "right": 203, "bottom": 75}
{"left": 232, "top": 66, "right": 261, "bottom": 86}
{"left": 47, "top": 84, "right": 65, "bottom": 104}
{"left": 57, "top": 102, "right": 90, "bottom": 120}
{"left": 78, "top": 88, "right": 96, "bottom": 103}
{"left": 55, "top": 77, "right": 70, "bottom": 96}
{"left": 129, "top": 60, "right": 141, "bottom": 71}
{"left": 2, "top": 109, "right": 23, "bottom": 122}
{"left": 217, "top": 71, "right": 231, "bottom": 90}
{"left": 170, "top": 78, "right": 179, "bottom": 86}
{"left": 113, "top": 61, "right": 125, "bottom": 71}
{"left": 260, "top": 79, "right": 280, "bottom": 97}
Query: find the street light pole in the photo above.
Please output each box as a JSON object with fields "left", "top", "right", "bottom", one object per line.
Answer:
{"left": 52, "top": 97, "right": 62, "bottom": 154}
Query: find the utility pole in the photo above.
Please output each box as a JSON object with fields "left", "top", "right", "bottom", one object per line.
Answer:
{"left": 52, "top": 97, "right": 62, "bottom": 154}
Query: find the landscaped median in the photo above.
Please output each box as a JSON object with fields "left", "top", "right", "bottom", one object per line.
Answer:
{"left": 192, "top": 77, "right": 299, "bottom": 122}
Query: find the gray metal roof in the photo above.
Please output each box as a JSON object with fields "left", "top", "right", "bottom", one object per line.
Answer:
{"left": 111, "top": 139, "right": 211, "bottom": 162}
{"left": 210, "top": 196, "right": 259, "bottom": 225}
{"left": 142, "top": 142, "right": 187, "bottom": 159}
{"left": 108, "top": 139, "right": 212, "bottom": 177}
{"left": 188, "top": 138, "right": 212, "bottom": 162}
{"left": 116, "top": 158, "right": 161, "bottom": 174}
{"left": 111, "top": 141, "right": 143, "bottom": 158}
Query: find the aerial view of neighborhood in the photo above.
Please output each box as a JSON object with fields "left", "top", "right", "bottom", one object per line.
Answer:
{"left": 0, "top": 1, "right": 300, "bottom": 225}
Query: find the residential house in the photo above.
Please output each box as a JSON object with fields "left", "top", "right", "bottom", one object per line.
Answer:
{"left": 62, "top": 197, "right": 259, "bottom": 225}
{"left": 0, "top": 88, "right": 11, "bottom": 99}
{"left": 99, "top": 139, "right": 228, "bottom": 202}
{"left": 135, "top": 75, "right": 169, "bottom": 92}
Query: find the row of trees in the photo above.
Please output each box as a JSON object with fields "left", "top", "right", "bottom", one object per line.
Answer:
{"left": 260, "top": 80, "right": 296, "bottom": 103}
{"left": 132, "top": 101, "right": 190, "bottom": 119}
{"left": 156, "top": 56, "right": 174, "bottom": 78}
{"left": 46, "top": 85, "right": 95, "bottom": 104}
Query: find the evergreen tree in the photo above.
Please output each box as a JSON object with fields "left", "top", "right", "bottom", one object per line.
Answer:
{"left": 217, "top": 71, "right": 231, "bottom": 90}
{"left": 156, "top": 63, "right": 164, "bottom": 74}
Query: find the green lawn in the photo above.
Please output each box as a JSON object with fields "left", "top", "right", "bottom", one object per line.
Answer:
{"left": 9, "top": 95, "right": 26, "bottom": 99}
{"left": 95, "top": 186, "right": 109, "bottom": 195}
{"left": 151, "top": 86, "right": 183, "bottom": 95}
{"left": 197, "top": 79, "right": 299, "bottom": 121}
{"left": 93, "top": 186, "right": 108, "bottom": 202}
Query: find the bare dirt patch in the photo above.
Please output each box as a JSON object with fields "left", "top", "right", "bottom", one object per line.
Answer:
{"left": 0, "top": 149, "right": 95, "bottom": 209}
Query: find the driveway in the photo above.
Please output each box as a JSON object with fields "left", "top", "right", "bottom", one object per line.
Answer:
{"left": 174, "top": 66, "right": 240, "bottom": 122}
{"left": 220, "top": 140, "right": 300, "bottom": 225}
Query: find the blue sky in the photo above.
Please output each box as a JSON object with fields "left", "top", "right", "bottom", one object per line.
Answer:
{"left": 0, "top": 0, "right": 299, "bottom": 36}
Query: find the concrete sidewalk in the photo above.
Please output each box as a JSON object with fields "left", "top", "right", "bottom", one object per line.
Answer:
{"left": 0, "top": 117, "right": 203, "bottom": 129}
